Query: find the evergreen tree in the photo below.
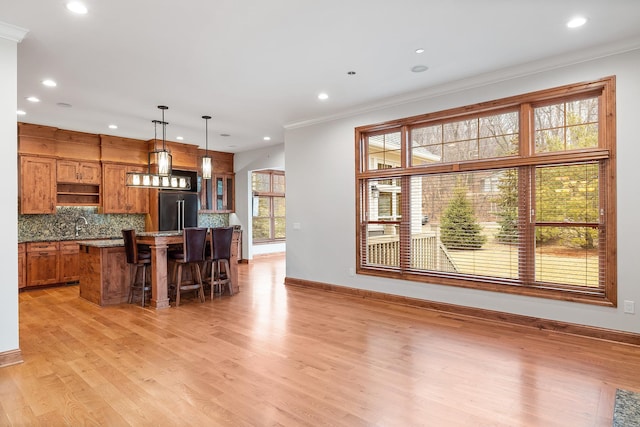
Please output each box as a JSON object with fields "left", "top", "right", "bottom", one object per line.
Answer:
{"left": 495, "top": 169, "right": 519, "bottom": 244}
{"left": 440, "top": 186, "right": 487, "bottom": 249}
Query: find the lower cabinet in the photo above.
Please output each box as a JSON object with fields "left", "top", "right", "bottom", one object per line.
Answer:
{"left": 18, "top": 243, "right": 26, "bottom": 289}
{"left": 24, "top": 240, "right": 80, "bottom": 288}
{"left": 59, "top": 241, "right": 80, "bottom": 282}
{"left": 26, "top": 242, "right": 60, "bottom": 286}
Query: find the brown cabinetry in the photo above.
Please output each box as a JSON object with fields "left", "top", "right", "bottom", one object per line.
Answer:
{"left": 78, "top": 244, "right": 130, "bottom": 306}
{"left": 19, "top": 157, "right": 101, "bottom": 211}
{"left": 59, "top": 241, "right": 80, "bottom": 282}
{"left": 19, "top": 156, "right": 57, "bottom": 214}
{"left": 57, "top": 160, "right": 101, "bottom": 184}
{"left": 18, "top": 243, "right": 26, "bottom": 289}
{"left": 57, "top": 160, "right": 101, "bottom": 206}
{"left": 198, "top": 150, "right": 235, "bottom": 213}
{"left": 200, "top": 174, "right": 235, "bottom": 212}
{"left": 102, "top": 163, "right": 149, "bottom": 213}
{"left": 24, "top": 240, "right": 81, "bottom": 288}
{"left": 230, "top": 230, "right": 241, "bottom": 293}
{"left": 213, "top": 174, "right": 235, "bottom": 212}
{"left": 26, "top": 242, "right": 60, "bottom": 286}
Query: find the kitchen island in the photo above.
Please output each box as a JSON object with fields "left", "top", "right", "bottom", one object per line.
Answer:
{"left": 77, "top": 239, "right": 129, "bottom": 306}
{"left": 136, "top": 230, "right": 241, "bottom": 309}
{"left": 78, "top": 230, "right": 241, "bottom": 308}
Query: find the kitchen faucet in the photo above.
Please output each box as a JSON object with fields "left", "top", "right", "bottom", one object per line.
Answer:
{"left": 75, "top": 216, "right": 88, "bottom": 237}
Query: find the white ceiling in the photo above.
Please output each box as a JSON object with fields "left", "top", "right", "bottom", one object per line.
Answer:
{"left": 3, "top": 0, "right": 640, "bottom": 153}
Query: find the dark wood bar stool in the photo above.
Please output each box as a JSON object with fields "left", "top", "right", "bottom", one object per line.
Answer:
{"left": 122, "top": 229, "right": 151, "bottom": 307}
{"left": 206, "top": 226, "right": 234, "bottom": 298}
{"left": 169, "top": 227, "right": 207, "bottom": 306}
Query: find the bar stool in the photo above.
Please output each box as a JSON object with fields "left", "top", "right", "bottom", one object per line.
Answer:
{"left": 122, "top": 229, "right": 151, "bottom": 307}
{"left": 169, "top": 227, "right": 207, "bottom": 306}
{"left": 206, "top": 226, "right": 234, "bottom": 298}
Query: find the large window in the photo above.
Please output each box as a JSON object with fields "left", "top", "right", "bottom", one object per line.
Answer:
{"left": 356, "top": 77, "right": 616, "bottom": 306}
{"left": 252, "top": 170, "right": 286, "bottom": 243}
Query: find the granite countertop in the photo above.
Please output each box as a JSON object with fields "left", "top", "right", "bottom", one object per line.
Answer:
{"left": 137, "top": 231, "right": 183, "bottom": 237}
{"left": 19, "top": 231, "right": 185, "bottom": 243}
{"left": 19, "top": 235, "right": 123, "bottom": 244}
{"left": 76, "top": 239, "right": 125, "bottom": 248}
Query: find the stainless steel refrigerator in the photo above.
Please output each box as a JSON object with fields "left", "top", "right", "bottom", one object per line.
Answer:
{"left": 158, "top": 191, "right": 199, "bottom": 231}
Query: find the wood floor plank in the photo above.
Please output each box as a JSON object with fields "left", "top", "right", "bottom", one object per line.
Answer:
{"left": 3, "top": 253, "right": 640, "bottom": 426}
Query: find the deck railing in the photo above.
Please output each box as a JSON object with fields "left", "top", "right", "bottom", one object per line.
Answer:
{"left": 367, "top": 233, "right": 458, "bottom": 272}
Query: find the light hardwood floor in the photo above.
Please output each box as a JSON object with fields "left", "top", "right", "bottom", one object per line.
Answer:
{"left": 2, "top": 253, "right": 639, "bottom": 426}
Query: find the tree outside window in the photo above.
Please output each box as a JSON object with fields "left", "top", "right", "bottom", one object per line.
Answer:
{"left": 356, "top": 77, "right": 616, "bottom": 306}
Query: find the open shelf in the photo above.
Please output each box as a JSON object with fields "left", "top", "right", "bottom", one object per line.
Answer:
{"left": 57, "top": 183, "right": 100, "bottom": 206}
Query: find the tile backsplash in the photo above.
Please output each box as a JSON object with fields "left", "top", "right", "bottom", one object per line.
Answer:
{"left": 18, "top": 206, "right": 229, "bottom": 242}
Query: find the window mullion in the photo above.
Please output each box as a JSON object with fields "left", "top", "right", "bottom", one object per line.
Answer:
{"left": 519, "top": 167, "right": 535, "bottom": 285}
{"left": 519, "top": 104, "right": 535, "bottom": 285}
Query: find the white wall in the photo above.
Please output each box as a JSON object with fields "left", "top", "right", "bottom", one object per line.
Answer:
{"left": 0, "top": 34, "right": 20, "bottom": 354}
{"left": 231, "top": 143, "right": 285, "bottom": 260}
{"left": 285, "top": 49, "right": 640, "bottom": 334}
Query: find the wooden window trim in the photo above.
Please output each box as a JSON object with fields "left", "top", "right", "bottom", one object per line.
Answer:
{"left": 252, "top": 170, "right": 286, "bottom": 243}
{"left": 355, "top": 77, "right": 617, "bottom": 307}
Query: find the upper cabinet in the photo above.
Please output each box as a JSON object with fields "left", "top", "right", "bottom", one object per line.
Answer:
{"left": 56, "top": 160, "right": 101, "bottom": 206}
{"left": 197, "top": 150, "right": 235, "bottom": 213}
{"left": 19, "top": 124, "right": 102, "bottom": 209}
{"left": 19, "top": 156, "right": 57, "bottom": 214}
{"left": 17, "top": 123, "right": 235, "bottom": 215}
{"left": 100, "top": 135, "right": 151, "bottom": 214}
{"left": 57, "top": 160, "right": 101, "bottom": 185}
{"left": 102, "top": 163, "right": 149, "bottom": 214}
{"left": 213, "top": 174, "right": 235, "bottom": 212}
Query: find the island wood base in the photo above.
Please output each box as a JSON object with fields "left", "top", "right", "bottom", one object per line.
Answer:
{"left": 79, "top": 244, "right": 130, "bottom": 306}
{"left": 78, "top": 231, "right": 241, "bottom": 308}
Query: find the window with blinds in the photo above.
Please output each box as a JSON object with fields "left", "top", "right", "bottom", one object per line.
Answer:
{"left": 355, "top": 77, "right": 616, "bottom": 306}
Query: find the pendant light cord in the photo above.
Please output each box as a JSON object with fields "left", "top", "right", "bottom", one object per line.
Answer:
{"left": 202, "top": 115, "right": 212, "bottom": 156}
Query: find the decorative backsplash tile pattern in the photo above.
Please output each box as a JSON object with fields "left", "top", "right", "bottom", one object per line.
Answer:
{"left": 18, "top": 206, "right": 229, "bottom": 242}
{"left": 197, "top": 213, "right": 229, "bottom": 229}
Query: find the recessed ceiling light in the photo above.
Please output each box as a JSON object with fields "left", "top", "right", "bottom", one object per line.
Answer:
{"left": 263, "top": 136, "right": 271, "bottom": 141}
{"left": 66, "top": 2, "right": 88, "bottom": 14}
{"left": 567, "top": 16, "right": 587, "bottom": 28}
{"left": 56, "top": 102, "right": 72, "bottom": 108}
{"left": 17, "top": 110, "right": 26, "bottom": 116}
{"left": 26, "top": 96, "right": 40, "bottom": 103}
{"left": 108, "top": 124, "right": 118, "bottom": 129}
{"left": 176, "top": 136, "right": 184, "bottom": 140}
{"left": 42, "top": 79, "right": 57, "bottom": 87}
{"left": 415, "top": 48, "right": 425, "bottom": 54}
{"left": 411, "top": 65, "right": 429, "bottom": 73}
{"left": 347, "top": 71, "right": 356, "bottom": 75}
{"left": 318, "top": 92, "right": 329, "bottom": 100}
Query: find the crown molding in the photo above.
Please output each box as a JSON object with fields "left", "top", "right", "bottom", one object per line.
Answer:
{"left": 0, "top": 21, "right": 29, "bottom": 42}
{"left": 285, "top": 37, "right": 640, "bottom": 131}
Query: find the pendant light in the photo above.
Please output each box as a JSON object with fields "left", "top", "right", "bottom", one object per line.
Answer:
{"left": 202, "top": 115, "right": 212, "bottom": 179}
{"left": 156, "top": 105, "right": 172, "bottom": 176}
{"left": 125, "top": 105, "right": 191, "bottom": 190}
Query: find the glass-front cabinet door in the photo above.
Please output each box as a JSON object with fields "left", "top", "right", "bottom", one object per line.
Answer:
{"left": 201, "top": 174, "right": 234, "bottom": 213}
